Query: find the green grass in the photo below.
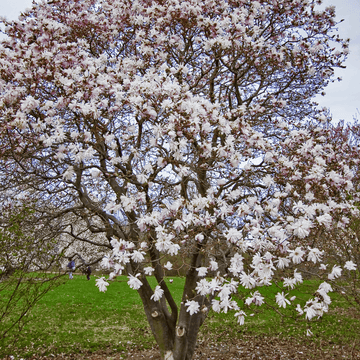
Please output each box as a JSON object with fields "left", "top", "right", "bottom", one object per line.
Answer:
{"left": 0, "top": 274, "right": 359, "bottom": 359}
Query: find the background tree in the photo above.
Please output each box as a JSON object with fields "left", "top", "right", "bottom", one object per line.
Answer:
{"left": 0, "top": 198, "right": 65, "bottom": 341}
{"left": 0, "top": 0, "right": 356, "bottom": 359}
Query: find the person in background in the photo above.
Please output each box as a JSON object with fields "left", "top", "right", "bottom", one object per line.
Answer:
{"left": 67, "top": 259, "right": 75, "bottom": 279}
{"left": 86, "top": 266, "right": 92, "bottom": 281}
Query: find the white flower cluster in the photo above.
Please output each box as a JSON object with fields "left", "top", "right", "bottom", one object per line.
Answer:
{"left": 182, "top": 247, "right": 357, "bottom": 326}
{"left": 296, "top": 282, "right": 333, "bottom": 320}
{"left": 96, "top": 230, "right": 358, "bottom": 326}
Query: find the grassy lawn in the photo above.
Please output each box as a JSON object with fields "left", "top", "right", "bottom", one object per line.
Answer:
{"left": 0, "top": 274, "right": 359, "bottom": 358}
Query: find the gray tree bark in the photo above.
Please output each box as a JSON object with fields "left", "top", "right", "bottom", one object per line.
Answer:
{"left": 132, "top": 246, "right": 211, "bottom": 360}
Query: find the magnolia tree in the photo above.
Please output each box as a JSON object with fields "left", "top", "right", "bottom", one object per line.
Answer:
{"left": 0, "top": 161, "right": 106, "bottom": 272}
{"left": 0, "top": 0, "right": 358, "bottom": 359}
{"left": 55, "top": 212, "right": 110, "bottom": 270}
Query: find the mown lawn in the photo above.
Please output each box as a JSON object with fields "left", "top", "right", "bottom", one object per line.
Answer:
{"left": 0, "top": 274, "right": 359, "bottom": 359}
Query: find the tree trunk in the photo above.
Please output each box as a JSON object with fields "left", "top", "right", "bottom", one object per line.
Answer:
{"left": 139, "top": 293, "right": 208, "bottom": 360}
{"left": 171, "top": 298, "right": 209, "bottom": 360}
{"left": 136, "top": 273, "right": 176, "bottom": 359}
{"left": 134, "top": 250, "right": 210, "bottom": 360}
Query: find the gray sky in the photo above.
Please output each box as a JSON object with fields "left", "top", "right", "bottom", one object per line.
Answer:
{"left": 318, "top": 0, "right": 360, "bottom": 123}
{"left": 1, "top": 0, "right": 359, "bottom": 123}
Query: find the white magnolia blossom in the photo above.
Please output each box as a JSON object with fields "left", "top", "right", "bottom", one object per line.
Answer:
{"left": 235, "top": 310, "right": 246, "bottom": 325}
{"left": 239, "top": 272, "right": 256, "bottom": 289}
{"left": 225, "top": 228, "right": 243, "bottom": 244}
{"left": 128, "top": 274, "right": 143, "bottom": 290}
{"left": 185, "top": 300, "right": 200, "bottom": 315}
{"left": 108, "top": 272, "right": 116, "bottom": 280}
{"left": 90, "top": 169, "right": 101, "bottom": 178}
{"left": 95, "top": 277, "right": 109, "bottom": 292}
{"left": 344, "top": 261, "right": 357, "bottom": 271}
{"left": 196, "top": 267, "right": 208, "bottom": 277}
{"left": 304, "top": 299, "right": 328, "bottom": 320}
{"left": 209, "top": 259, "right": 219, "bottom": 271}
{"left": 211, "top": 299, "right": 221, "bottom": 313}
{"left": 302, "top": 280, "right": 334, "bottom": 321}
{"left": 114, "top": 264, "right": 124, "bottom": 275}
{"left": 307, "top": 247, "right": 323, "bottom": 263}
{"left": 101, "top": 256, "right": 113, "bottom": 269}
{"left": 328, "top": 265, "right": 342, "bottom": 280}
{"left": 316, "top": 289, "right": 331, "bottom": 305}
{"left": 218, "top": 298, "right": 239, "bottom": 314}
{"left": 195, "top": 234, "right": 204, "bottom": 242}
{"left": 288, "top": 247, "right": 305, "bottom": 264}
{"left": 131, "top": 250, "right": 146, "bottom": 263}
{"left": 196, "top": 279, "right": 210, "bottom": 296}
{"left": 296, "top": 304, "right": 304, "bottom": 315}
{"left": 245, "top": 291, "right": 265, "bottom": 306}
{"left": 293, "top": 269, "right": 303, "bottom": 284}
{"left": 228, "top": 253, "right": 244, "bottom": 276}
{"left": 63, "top": 166, "right": 75, "bottom": 180}
{"left": 276, "top": 257, "right": 291, "bottom": 269}
{"left": 283, "top": 277, "right": 296, "bottom": 290}
{"left": 151, "top": 286, "right": 164, "bottom": 301}
{"left": 318, "top": 282, "right": 333, "bottom": 293}
{"left": 289, "top": 218, "right": 313, "bottom": 239}
{"left": 144, "top": 266, "right": 155, "bottom": 275}
{"left": 140, "top": 242, "right": 148, "bottom": 250}
{"left": 275, "top": 292, "right": 291, "bottom": 308}
{"left": 167, "top": 243, "right": 180, "bottom": 256}
{"left": 316, "top": 213, "right": 333, "bottom": 228}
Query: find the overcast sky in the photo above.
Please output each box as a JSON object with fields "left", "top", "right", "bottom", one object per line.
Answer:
{"left": 1, "top": 0, "right": 359, "bottom": 123}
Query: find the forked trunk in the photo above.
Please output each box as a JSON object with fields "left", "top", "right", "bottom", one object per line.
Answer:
{"left": 171, "top": 300, "right": 209, "bottom": 360}
{"left": 140, "top": 298, "right": 208, "bottom": 360}
{"left": 135, "top": 258, "right": 210, "bottom": 360}
{"left": 131, "top": 233, "right": 209, "bottom": 360}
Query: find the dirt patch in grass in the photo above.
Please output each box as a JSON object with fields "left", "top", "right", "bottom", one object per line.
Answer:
{"left": 13, "top": 335, "right": 359, "bottom": 360}
{"left": 331, "top": 306, "right": 360, "bottom": 320}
